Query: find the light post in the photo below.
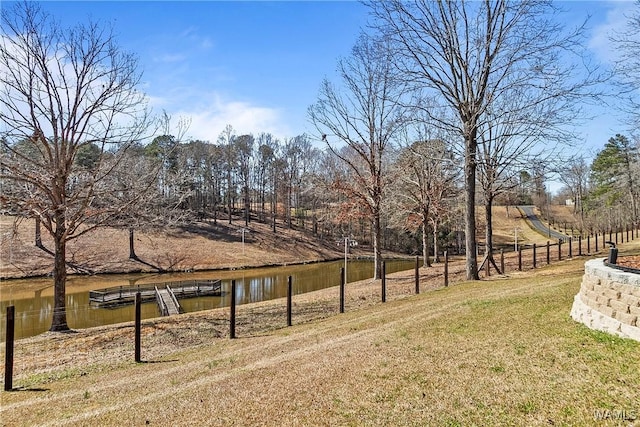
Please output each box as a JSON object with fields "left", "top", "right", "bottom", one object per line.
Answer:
{"left": 342, "top": 236, "right": 356, "bottom": 286}
{"left": 238, "top": 228, "right": 250, "bottom": 255}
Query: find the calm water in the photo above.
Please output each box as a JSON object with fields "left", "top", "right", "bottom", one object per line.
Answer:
{"left": 1, "top": 258, "right": 419, "bottom": 340}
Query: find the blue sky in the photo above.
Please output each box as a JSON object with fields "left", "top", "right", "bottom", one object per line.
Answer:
{"left": 25, "top": 1, "right": 640, "bottom": 157}
{"left": 35, "top": 1, "right": 370, "bottom": 144}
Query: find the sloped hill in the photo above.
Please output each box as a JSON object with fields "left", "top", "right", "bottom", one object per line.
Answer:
{"left": 0, "top": 216, "right": 346, "bottom": 279}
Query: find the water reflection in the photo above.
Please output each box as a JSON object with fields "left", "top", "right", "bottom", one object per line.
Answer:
{"left": 1, "top": 258, "right": 418, "bottom": 340}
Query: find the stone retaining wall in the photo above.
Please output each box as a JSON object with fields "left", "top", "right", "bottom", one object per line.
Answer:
{"left": 570, "top": 258, "right": 640, "bottom": 342}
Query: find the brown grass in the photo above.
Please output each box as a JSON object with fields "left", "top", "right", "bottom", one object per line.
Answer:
{"left": 1, "top": 239, "right": 638, "bottom": 426}
{"left": 1, "top": 206, "right": 568, "bottom": 280}
{"left": 0, "top": 216, "right": 349, "bottom": 279}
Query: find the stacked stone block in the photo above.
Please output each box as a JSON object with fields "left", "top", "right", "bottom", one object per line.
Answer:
{"left": 570, "top": 258, "right": 640, "bottom": 342}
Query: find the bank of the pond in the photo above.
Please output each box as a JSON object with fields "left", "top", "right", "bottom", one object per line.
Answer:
{"left": 1, "top": 258, "right": 422, "bottom": 340}
{"left": 2, "top": 216, "right": 416, "bottom": 280}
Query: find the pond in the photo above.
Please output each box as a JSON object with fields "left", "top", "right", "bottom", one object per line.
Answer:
{"left": 0, "top": 258, "right": 419, "bottom": 340}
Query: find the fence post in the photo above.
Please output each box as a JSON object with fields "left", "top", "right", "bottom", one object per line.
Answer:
{"left": 518, "top": 247, "right": 522, "bottom": 271}
{"left": 230, "top": 280, "right": 236, "bottom": 339}
{"left": 568, "top": 237, "right": 573, "bottom": 258}
{"left": 578, "top": 235, "right": 582, "bottom": 256}
{"left": 500, "top": 249, "right": 505, "bottom": 274}
{"left": 415, "top": 256, "right": 420, "bottom": 294}
{"left": 135, "top": 293, "right": 141, "bottom": 363}
{"left": 444, "top": 251, "right": 449, "bottom": 287}
{"left": 558, "top": 239, "right": 562, "bottom": 261}
{"left": 533, "top": 243, "right": 537, "bottom": 269}
{"left": 287, "top": 276, "right": 292, "bottom": 327}
{"left": 546, "top": 241, "right": 550, "bottom": 265}
{"left": 381, "top": 261, "right": 386, "bottom": 303}
{"left": 340, "top": 267, "right": 345, "bottom": 314}
{"left": 4, "top": 306, "right": 15, "bottom": 391}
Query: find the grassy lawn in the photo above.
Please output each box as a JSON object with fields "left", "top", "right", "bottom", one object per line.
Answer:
{"left": 1, "top": 246, "right": 639, "bottom": 426}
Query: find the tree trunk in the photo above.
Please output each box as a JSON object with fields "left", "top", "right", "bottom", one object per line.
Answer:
{"left": 485, "top": 197, "right": 494, "bottom": 255}
{"left": 433, "top": 219, "right": 440, "bottom": 263}
{"left": 227, "top": 169, "right": 232, "bottom": 225}
{"left": 244, "top": 186, "right": 250, "bottom": 226}
{"left": 484, "top": 196, "right": 494, "bottom": 272}
{"left": 50, "top": 216, "right": 69, "bottom": 332}
{"left": 129, "top": 227, "right": 136, "bottom": 259}
{"left": 422, "top": 221, "right": 431, "bottom": 267}
{"left": 35, "top": 216, "right": 42, "bottom": 248}
{"left": 373, "top": 214, "right": 382, "bottom": 280}
{"left": 465, "top": 136, "right": 479, "bottom": 280}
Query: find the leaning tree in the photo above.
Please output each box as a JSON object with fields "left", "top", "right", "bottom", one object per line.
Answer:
{"left": 0, "top": 2, "right": 155, "bottom": 331}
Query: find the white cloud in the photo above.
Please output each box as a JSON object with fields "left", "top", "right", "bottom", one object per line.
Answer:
{"left": 155, "top": 53, "right": 186, "bottom": 63}
{"left": 588, "top": 1, "right": 637, "bottom": 64}
{"left": 161, "top": 93, "right": 293, "bottom": 142}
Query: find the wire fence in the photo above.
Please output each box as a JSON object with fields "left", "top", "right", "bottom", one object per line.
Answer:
{"left": 2, "top": 225, "right": 638, "bottom": 391}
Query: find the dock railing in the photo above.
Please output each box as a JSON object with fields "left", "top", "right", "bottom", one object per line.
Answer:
{"left": 166, "top": 285, "right": 182, "bottom": 314}
{"left": 154, "top": 286, "right": 169, "bottom": 316}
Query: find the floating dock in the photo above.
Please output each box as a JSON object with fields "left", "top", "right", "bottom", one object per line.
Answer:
{"left": 89, "top": 279, "right": 222, "bottom": 316}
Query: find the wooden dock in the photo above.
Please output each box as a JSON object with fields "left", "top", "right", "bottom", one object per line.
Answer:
{"left": 155, "top": 286, "right": 181, "bottom": 316}
{"left": 89, "top": 280, "right": 222, "bottom": 316}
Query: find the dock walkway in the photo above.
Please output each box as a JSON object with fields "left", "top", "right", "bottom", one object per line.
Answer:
{"left": 155, "top": 286, "right": 181, "bottom": 316}
{"left": 89, "top": 280, "right": 222, "bottom": 316}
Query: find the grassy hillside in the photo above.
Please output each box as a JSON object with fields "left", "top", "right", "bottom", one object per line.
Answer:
{"left": 2, "top": 239, "right": 638, "bottom": 426}
{"left": 1, "top": 205, "right": 574, "bottom": 279}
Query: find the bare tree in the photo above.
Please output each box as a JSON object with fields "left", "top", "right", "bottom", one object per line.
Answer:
{"left": 392, "top": 136, "right": 460, "bottom": 267}
{"left": 369, "top": 0, "right": 604, "bottom": 280}
{"left": 554, "top": 155, "right": 589, "bottom": 220}
{"left": 217, "top": 125, "right": 237, "bottom": 224}
{"left": 0, "top": 2, "right": 156, "bottom": 331}
{"left": 254, "top": 133, "right": 277, "bottom": 222}
{"left": 235, "top": 134, "right": 254, "bottom": 226}
{"left": 476, "top": 86, "right": 573, "bottom": 273}
{"left": 309, "top": 33, "right": 407, "bottom": 279}
{"left": 611, "top": 1, "right": 640, "bottom": 131}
